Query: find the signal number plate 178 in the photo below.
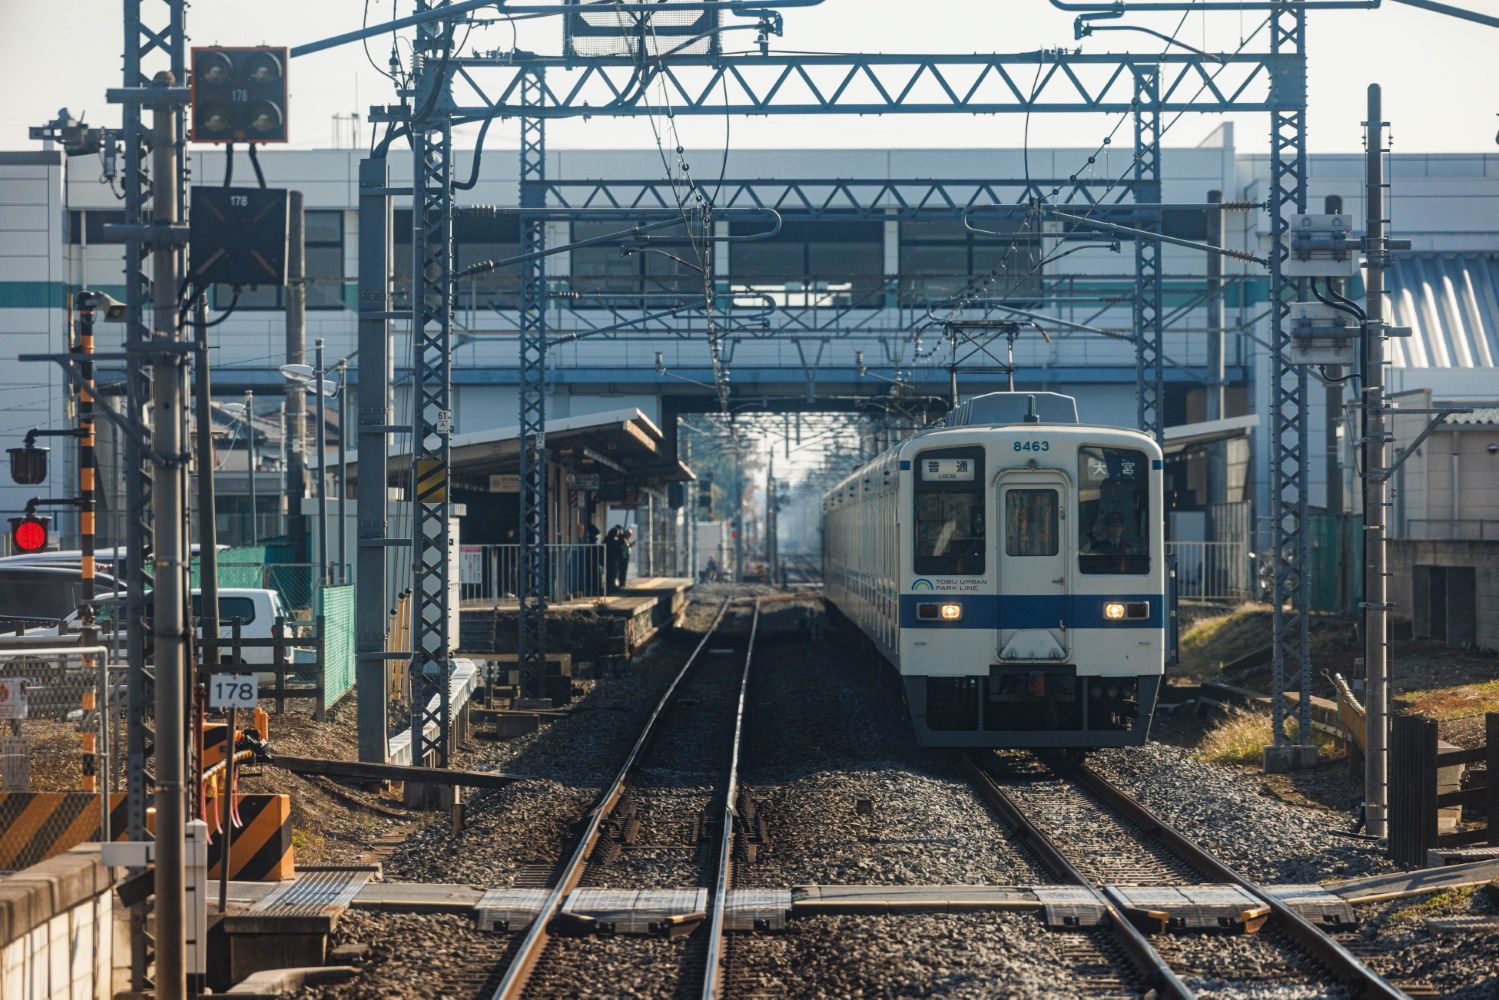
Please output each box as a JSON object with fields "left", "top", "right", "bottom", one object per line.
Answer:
{"left": 1012, "top": 440, "right": 1050, "bottom": 452}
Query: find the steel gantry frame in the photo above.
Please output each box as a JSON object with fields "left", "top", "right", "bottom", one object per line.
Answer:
{"left": 1268, "top": 5, "right": 1313, "bottom": 750}
{"left": 517, "top": 68, "right": 550, "bottom": 700}
{"left": 1131, "top": 65, "right": 1165, "bottom": 441}
{"left": 344, "top": 6, "right": 1308, "bottom": 767}
{"left": 409, "top": 2, "right": 458, "bottom": 766}
{"left": 120, "top": 0, "right": 186, "bottom": 987}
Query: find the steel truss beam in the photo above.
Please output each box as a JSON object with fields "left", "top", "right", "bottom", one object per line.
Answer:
{"left": 517, "top": 70, "right": 549, "bottom": 699}
{"left": 543, "top": 177, "right": 1141, "bottom": 216}
{"left": 1132, "top": 66, "right": 1165, "bottom": 441}
{"left": 1268, "top": 7, "right": 1312, "bottom": 747}
{"left": 410, "top": 3, "right": 456, "bottom": 767}
{"left": 375, "top": 51, "right": 1292, "bottom": 120}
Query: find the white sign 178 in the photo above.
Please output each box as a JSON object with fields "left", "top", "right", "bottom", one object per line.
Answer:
{"left": 209, "top": 673, "right": 258, "bottom": 709}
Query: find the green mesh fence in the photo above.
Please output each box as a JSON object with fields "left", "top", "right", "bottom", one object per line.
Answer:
{"left": 316, "top": 584, "right": 356, "bottom": 710}
{"left": 1308, "top": 513, "right": 1364, "bottom": 615}
{"left": 190, "top": 545, "right": 269, "bottom": 589}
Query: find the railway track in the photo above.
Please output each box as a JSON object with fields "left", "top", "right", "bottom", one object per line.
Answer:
{"left": 486, "top": 596, "right": 761, "bottom": 1000}
{"left": 964, "top": 752, "right": 1407, "bottom": 1000}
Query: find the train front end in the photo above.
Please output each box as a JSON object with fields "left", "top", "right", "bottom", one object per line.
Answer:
{"left": 896, "top": 401, "right": 1167, "bottom": 749}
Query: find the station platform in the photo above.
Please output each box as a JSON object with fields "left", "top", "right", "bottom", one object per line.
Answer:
{"left": 458, "top": 577, "right": 692, "bottom": 662}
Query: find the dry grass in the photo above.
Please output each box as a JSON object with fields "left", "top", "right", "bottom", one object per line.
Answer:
{"left": 1198, "top": 709, "right": 1335, "bottom": 766}
{"left": 1386, "top": 885, "right": 1476, "bottom": 924}
{"left": 1399, "top": 678, "right": 1499, "bottom": 721}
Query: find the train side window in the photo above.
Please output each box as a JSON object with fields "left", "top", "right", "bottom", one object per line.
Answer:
{"left": 1077, "top": 446, "right": 1150, "bottom": 575}
{"left": 913, "top": 447, "right": 985, "bottom": 576}
{"left": 1005, "top": 489, "right": 1059, "bottom": 556}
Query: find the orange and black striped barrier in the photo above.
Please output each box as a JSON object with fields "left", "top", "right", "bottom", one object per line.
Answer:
{"left": 0, "top": 792, "right": 131, "bottom": 870}
{"left": 207, "top": 793, "right": 294, "bottom": 881}
{"left": 0, "top": 789, "right": 292, "bottom": 880}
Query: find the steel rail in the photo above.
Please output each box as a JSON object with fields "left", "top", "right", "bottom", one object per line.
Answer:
{"left": 1072, "top": 762, "right": 1406, "bottom": 1000}
{"left": 492, "top": 598, "right": 733, "bottom": 1000}
{"left": 960, "top": 754, "right": 1193, "bottom": 1000}
{"left": 700, "top": 597, "right": 760, "bottom": 999}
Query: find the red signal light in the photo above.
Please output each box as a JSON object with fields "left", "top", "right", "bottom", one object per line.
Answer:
{"left": 10, "top": 515, "right": 48, "bottom": 554}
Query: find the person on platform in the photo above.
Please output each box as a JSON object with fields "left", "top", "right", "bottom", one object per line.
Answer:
{"left": 603, "top": 526, "right": 625, "bottom": 595}
{"left": 617, "top": 528, "right": 634, "bottom": 589}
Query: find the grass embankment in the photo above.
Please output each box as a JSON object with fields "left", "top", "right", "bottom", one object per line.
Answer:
{"left": 1198, "top": 710, "right": 1337, "bottom": 765}
{"left": 1398, "top": 678, "right": 1499, "bottom": 721}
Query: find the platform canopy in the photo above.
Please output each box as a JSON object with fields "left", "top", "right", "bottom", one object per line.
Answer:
{"left": 348, "top": 407, "right": 693, "bottom": 491}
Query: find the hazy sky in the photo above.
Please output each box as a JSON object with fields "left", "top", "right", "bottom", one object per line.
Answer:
{"left": 2, "top": 1, "right": 1496, "bottom": 156}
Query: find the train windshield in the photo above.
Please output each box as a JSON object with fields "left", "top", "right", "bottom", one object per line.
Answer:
{"left": 913, "top": 447, "right": 985, "bottom": 575}
{"left": 1077, "top": 446, "right": 1150, "bottom": 575}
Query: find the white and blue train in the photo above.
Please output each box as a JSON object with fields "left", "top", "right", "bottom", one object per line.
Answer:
{"left": 822, "top": 392, "right": 1172, "bottom": 748}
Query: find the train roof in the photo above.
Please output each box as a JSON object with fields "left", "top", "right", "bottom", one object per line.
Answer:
{"left": 939, "top": 392, "right": 1078, "bottom": 427}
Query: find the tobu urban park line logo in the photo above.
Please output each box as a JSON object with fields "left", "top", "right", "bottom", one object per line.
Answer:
{"left": 911, "top": 579, "right": 935, "bottom": 591}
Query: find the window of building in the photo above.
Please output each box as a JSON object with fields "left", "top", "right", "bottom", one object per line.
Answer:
{"left": 729, "top": 218, "right": 884, "bottom": 306}
{"left": 67, "top": 210, "right": 127, "bottom": 245}
{"left": 1005, "top": 489, "right": 1059, "bottom": 557}
{"left": 393, "top": 209, "right": 522, "bottom": 310}
{"left": 898, "top": 218, "right": 1042, "bottom": 307}
{"left": 1077, "top": 446, "right": 1150, "bottom": 575}
{"left": 215, "top": 209, "right": 346, "bottom": 311}
{"left": 913, "top": 447, "right": 985, "bottom": 576}
{"left": 569, "top": 217, "right": 705, "bottom": 303}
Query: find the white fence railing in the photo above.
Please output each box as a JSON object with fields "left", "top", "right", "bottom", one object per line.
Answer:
{"left": 1167, "top": 540, "right": 1251, "bottom": 602}
{"left": 458, "top": 544, "right": 606, "bottom": 604}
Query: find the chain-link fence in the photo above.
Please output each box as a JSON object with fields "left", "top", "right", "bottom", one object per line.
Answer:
{"left": 0, "top": 644, "right": 122, "bottom": 871}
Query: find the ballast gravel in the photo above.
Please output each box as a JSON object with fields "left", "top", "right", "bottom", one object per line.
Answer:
{"left": 734, "top": 913, "right": 1132, "bottom": 999}
{"left": 1090, "top": 742, "right": 1391, "bottom": 883}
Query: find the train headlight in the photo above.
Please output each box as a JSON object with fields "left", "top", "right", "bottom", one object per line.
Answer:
{"left": 916, "top": 601, "right": 963, "bottom": 622}
{"left": 1103, "top": 601, "right": 1151, "bottom": 622}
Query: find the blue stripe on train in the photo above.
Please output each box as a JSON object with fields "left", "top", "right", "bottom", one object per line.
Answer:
{"left": 898, "top": 593, "right": 1164, "bottom": 629}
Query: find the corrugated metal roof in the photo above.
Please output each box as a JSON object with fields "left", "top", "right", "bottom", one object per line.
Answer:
{"left": 1388, "top": 252, "right": 1499, "bottom": 369}
{"left": 1444, "top": 407, "right": 1499, "bottom": 426}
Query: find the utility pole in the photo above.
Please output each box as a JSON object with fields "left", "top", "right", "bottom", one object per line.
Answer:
{"left": 1325, "top": 193, "right": 1347, "bottom": 520}
{"left": 315, "top": 339, "right": 329, "bottom": 585}
{"left": 1205, "top": 190, "right": 1227, "bottom": 507}
{"left": 194, "top": 298, "right": 221, "bottom": 682}
{"left": 337, "top": 359, "right": 348, "bottom": 584}
{"left": 245, "top": 390, "right": 258, "bottom": 546}
{"left": 148, "top": 72, "right": 188, "bottom": 1000}
{"left": 1362, "top": 84, "right": 1391, "bottom": 841}
{"left": 285, "top": 192, "right": 307, "bottom": 564}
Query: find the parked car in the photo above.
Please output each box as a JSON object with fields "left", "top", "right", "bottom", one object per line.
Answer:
{"left": 0, "top": 564, "right": 123, "bottom": 628}
{"left": 31, "top": 587, "right": 295, "bottom": 673}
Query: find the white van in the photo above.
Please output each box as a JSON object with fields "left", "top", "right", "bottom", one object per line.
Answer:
{"left": 33, "top": 588, "right": 294, "bottom": 670}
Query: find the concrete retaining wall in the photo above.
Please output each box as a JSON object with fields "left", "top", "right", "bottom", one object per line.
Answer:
{"left": 1389, "top": 538, "right": 1499, "bottom": 651}
{"left": 0, "top": 844, "right": 116, "bottom": 999}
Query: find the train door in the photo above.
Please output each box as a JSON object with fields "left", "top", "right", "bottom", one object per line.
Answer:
{"left": 995, "top": 470, "right": 1070, "bottom": 662}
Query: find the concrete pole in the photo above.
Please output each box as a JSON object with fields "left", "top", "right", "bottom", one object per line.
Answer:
{"left": 1363, "top": 84, "right": 1390, "bottom": 841}
{"left": 1205, "top": 190, "right": 1227, "bottom": 508}
{"left": 1325, "top": 194, "right": 1347, "bottom": 519}
{"left": 148, "top": 73, "right": 188, "bottom": 1000}
{"left": 337, "top": 359, "right": 348, "bottom": 584}
{"left": 245, "top": 390, "right": 258, "bottom": 546}
{"left": 194, "top": 298, "right": 221, "bottom": 680}
{"left": 355, "top": 156, "right": 391, "bottom": 763}
{"left": 315, "top": 339, "right": 329, "bottom": 585}
{"left": 285, "top": 192, "right": 308, "bottom": 563}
